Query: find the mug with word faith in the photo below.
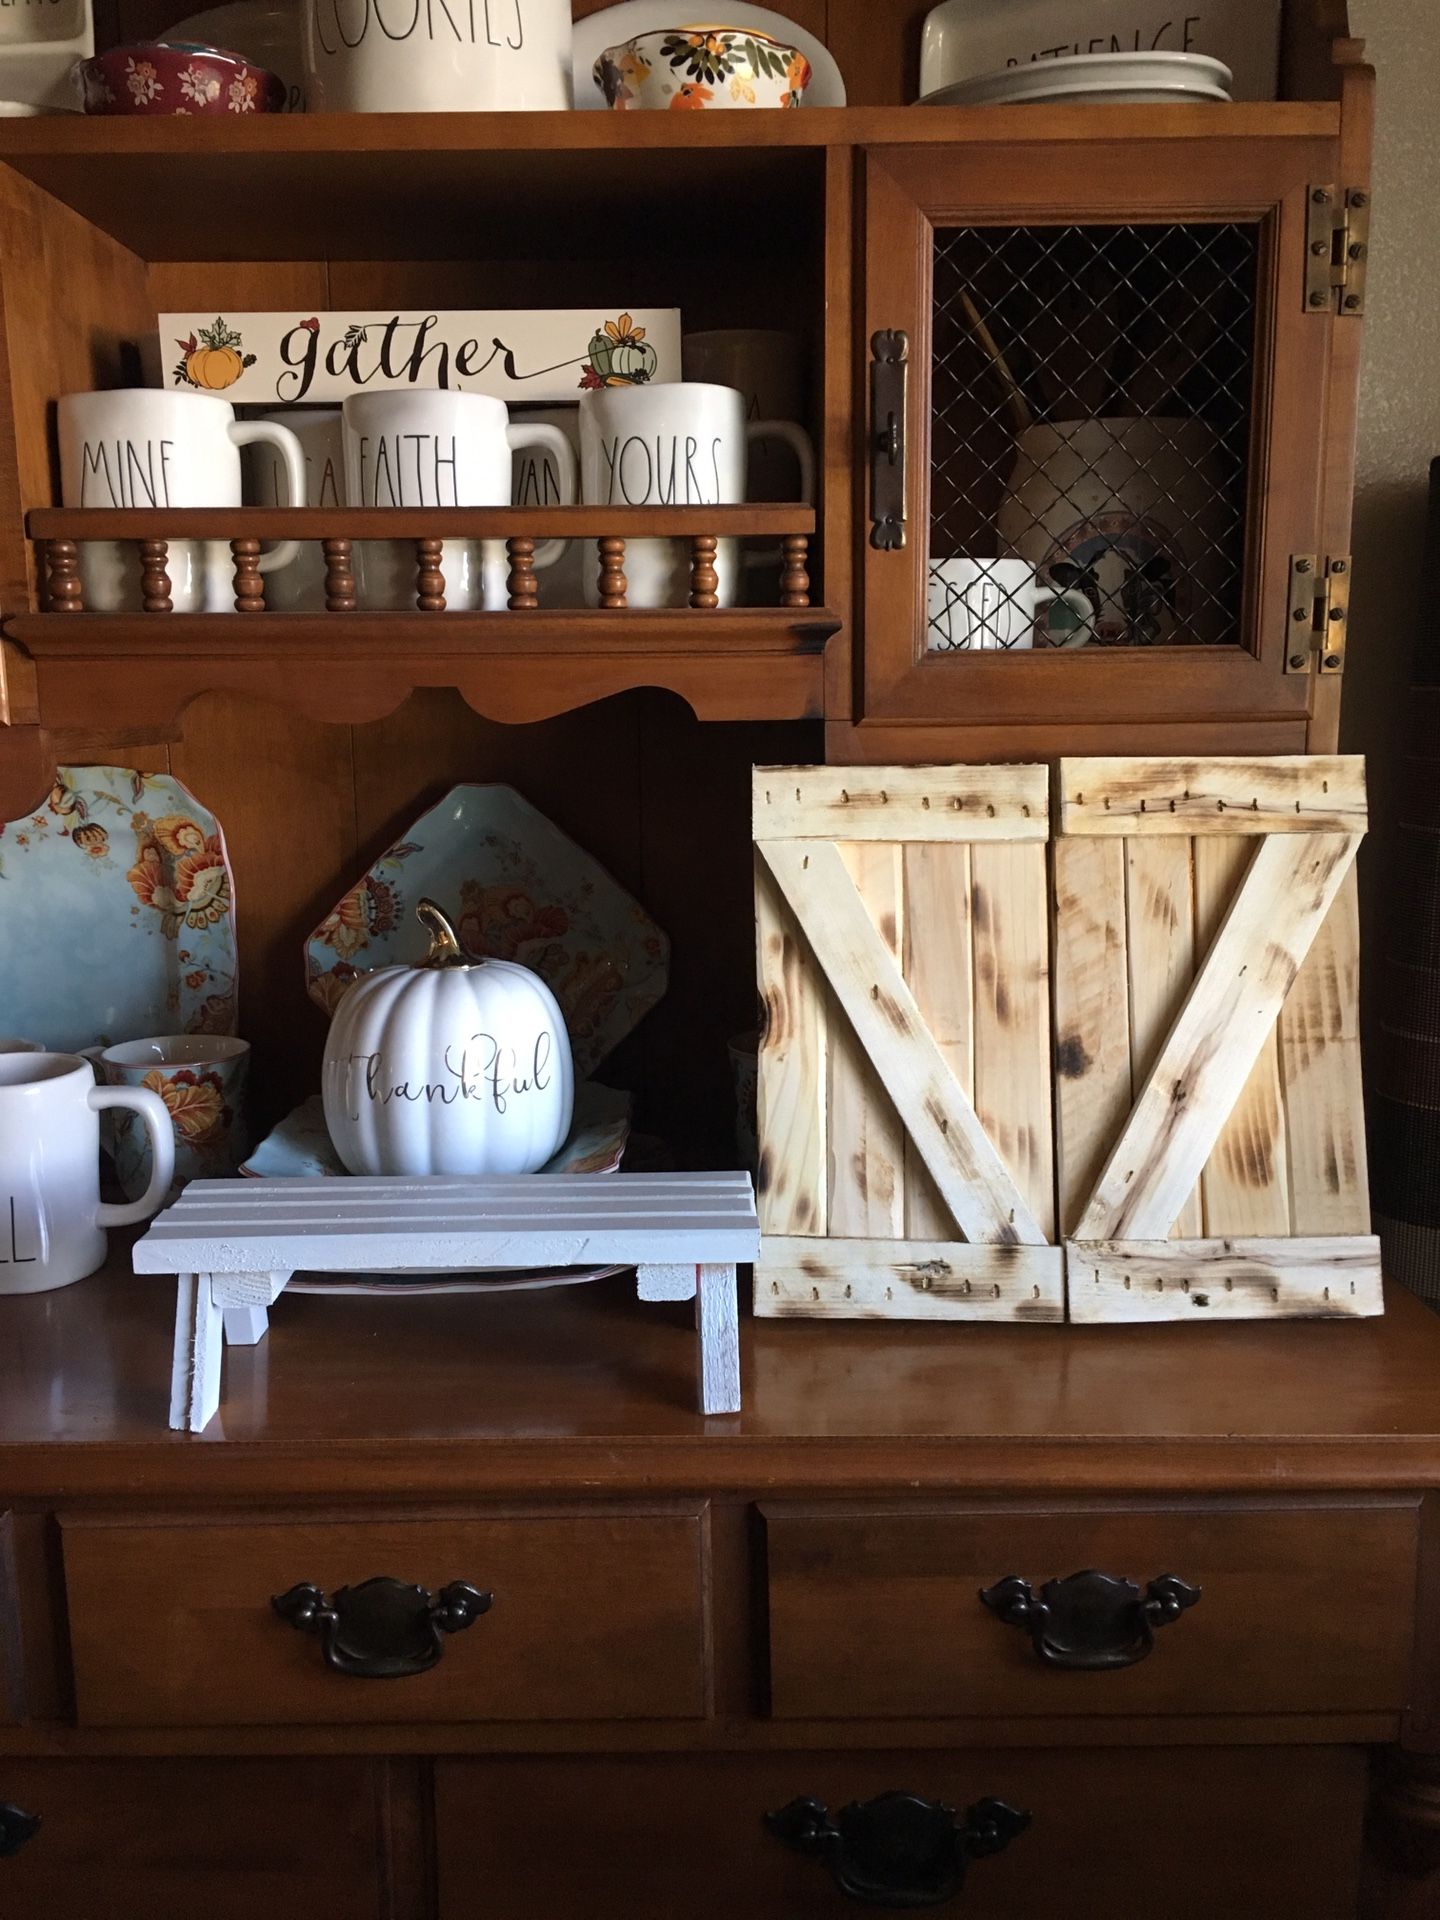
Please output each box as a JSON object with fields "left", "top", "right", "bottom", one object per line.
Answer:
{"left": 578, "top": 381, "right": 814, "bottom": 608}
{"left": 57, "top": 389, "right": 307, "bottom": 612}
{"left": 926, "top": 557, "right": 1096, "bottom": 652}
{"left": 342, "top": 389, "right": 577, "bottom": 610}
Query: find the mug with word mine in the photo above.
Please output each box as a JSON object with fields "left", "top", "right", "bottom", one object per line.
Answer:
{"left": 342, "top": 389, "right": 577, "bottom": 610}
{"left": 0, "top": 1052, "right": 173, "bottom": 1296}
{"left": 926, "top": 557, "right": 1096, "bottom": 652}
{"left": 578, "top": 381, "right": 814, "bottom": 608}
{"left": 57, "top": 389, "right": 307, "bottom": 612}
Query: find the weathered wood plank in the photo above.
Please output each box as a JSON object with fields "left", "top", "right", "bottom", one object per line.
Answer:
{"left": 1058, "top": 756, "right": 1367, "bottom": 837}
{"left": 971, "top": 839, "right": 1056, "bottom": 1241}
{"left": 826, "top": 842, "right": 905, "bottom": 1239}
{"left": 755, "top": 852, "right": 827, "bottom": 1238}
{"left": 755, "top": 1236, "right": 1064, "bottom": 1319}
{"left": 1193, "top": 836, "right": 1292, "bottom": 1238}
{"left": 1052, "top": 837, "right": 1131, "bottom": 1237}
{"left": 753, "top": 764, "right": 1049, "bottom": 842}
{"left": 1278, "top": 864, "right": 1371, "bottom": 1235}
{"left": 902, "top": 841, "right": 971, "bottom": 1239}
{"left": 1066, "top": 1235, "right": 1383, "bottom": 1323}
{"left": 1074, "top": 832, "right": 1361, "bottom": 1243}
{"left": 759, "top": 838, "right": 1048, "bottom": 1246}
{"left": 697, "top": 1263, "right": 741, "bottom": 1414}
{"left": 1124, "top": 835, "right": 1203, "bottom": 1238}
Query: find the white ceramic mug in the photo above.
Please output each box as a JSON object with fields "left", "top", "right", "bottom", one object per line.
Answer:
{"left": 302, "top": 0, "right": 572, "bottom": 112}
{"left": 58, "top": 389, "right": 307, "bottom": 613}
{"left": 680, "top": 330, "right": 807, "bottom": 502}
{"left": 996, "top": 417, "right": 1233, "bottom": 646}
{"left": 927, "top": 557, "right": 1095, "bottom": 652}
{"left": 0, "top": 1053, "right": 173, "bottom": 1296}
{"left": 243, "top": 406, "right": 344, "bottom": 611}
{"left": 510, "top": 404, "right": 583, "bottom": 607}
{"left": 578, "top": 382, "right": 814, "bottom": 608}
{"left": 343, "top": 390, "right": 577, "bottom": 611}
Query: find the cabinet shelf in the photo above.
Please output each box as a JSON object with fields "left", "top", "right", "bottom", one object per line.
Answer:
{"left": 7, "top": 608, "right": 837, "bottom": 728}
{"left": 0, "top": 104, "right": 1341, "bottom": 260}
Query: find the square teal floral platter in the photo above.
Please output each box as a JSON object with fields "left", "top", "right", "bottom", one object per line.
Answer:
{"left": 304, "top": 785, "right": 669, "bottom": 1079}
{"left": 0, "top": 767, "right": 238, "bottom": 1053}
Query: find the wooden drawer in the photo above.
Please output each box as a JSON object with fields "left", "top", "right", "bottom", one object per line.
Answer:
{"left": 59, "top": 1509, "right": 708, "bottom": 1727}
{"left": 0, "top": 1759, "right": 385, "bottom": 1920}
{"left": 763, "top": 1499, "right": 1418, "bottom": 1719}
{"left": 434, "top": 1747, "right": 1366, "bottom": 1919}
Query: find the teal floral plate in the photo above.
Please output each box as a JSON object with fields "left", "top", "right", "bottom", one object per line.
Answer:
{"left": 304, "top": 785, "right": 669, "bottom": 1078}
{"left": 241, "top": 1080, "right": 631, "bottom": 1180}
{"left": 0, "top": 766, "right": 238, "bottom": 1053}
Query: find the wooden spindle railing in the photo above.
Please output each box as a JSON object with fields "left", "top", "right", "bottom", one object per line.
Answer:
{"left": 31, "top": 508, "right": 816, "bottom": 616}
{"left": 415, "top": 537, "right": 445, "bottom": 612}
{"left": 597, "top": 536, "right": 627, "bottom": 609}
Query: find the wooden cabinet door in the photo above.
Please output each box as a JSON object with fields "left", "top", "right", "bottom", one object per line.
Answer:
{"left": 858, "top": 127, "right": 1339, "bottom": 747}
{"left": 0, "top": 1759, "right": 387, "bottom": 1920}
{"left": 434, "top": 1748, "right": 1366, "bottom": 1919}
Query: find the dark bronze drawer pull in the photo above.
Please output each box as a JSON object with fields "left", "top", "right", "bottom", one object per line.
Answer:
{"left": 272, "top": 1576, "right": 492, "bottom": 1678}
{"left": 766, "top": 1790, "right": 1028, "bottom": 1907}
{"left": 980, "top": 1569, "right": 1201, "bottom": 1671}
{"left": 0, "top": 1803, "right": 40, "bottom": 1858}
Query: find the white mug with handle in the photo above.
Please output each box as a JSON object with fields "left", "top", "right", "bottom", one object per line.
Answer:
{"left": 927, "top": 557, "right": 1096, "bottom": 651}
{"left": 578, "top": 381, "right": 814, "bottom": 608}
{"left": 0, "top": 1053, "right": 174, "bottom": 1296}
{"left": 343, "top": 390, "right": 577, "bottom": 611}
{"left": 57, "top": 389, "right": 307, "bottom": 612}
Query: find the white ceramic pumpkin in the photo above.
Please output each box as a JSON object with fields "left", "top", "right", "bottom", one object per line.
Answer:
{"left": 322, "top": 898, "right": 574, "bottom": 1178}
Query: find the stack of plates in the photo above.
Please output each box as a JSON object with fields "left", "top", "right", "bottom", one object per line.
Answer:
{"left": 917, "top": 51, "right": 1232, "bottom": 108}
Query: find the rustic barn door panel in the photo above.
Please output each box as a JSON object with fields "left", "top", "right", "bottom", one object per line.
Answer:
{"left": 753, "top": 766, "right": 1064, "bottom": 1322}
{"left": 1054, "top": 757, "right": 1379, "bottom": 1324}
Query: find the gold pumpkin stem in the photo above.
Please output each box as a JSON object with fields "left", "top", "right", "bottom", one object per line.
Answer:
{"left": 417, "top": 897, "right": 469, "bottom": 968}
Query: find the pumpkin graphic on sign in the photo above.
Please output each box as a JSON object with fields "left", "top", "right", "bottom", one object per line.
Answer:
{"left": 172, "top": 316, "right": 257, "bottom": 392}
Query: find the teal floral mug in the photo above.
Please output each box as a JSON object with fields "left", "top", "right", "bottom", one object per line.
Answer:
{"left": 99, "top": 1034, "right": 250, "bottom": 1202}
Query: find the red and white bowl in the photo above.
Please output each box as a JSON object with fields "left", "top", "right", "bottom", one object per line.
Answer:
{"left": 75, "top": 41, "right": 286, "bottom": 116}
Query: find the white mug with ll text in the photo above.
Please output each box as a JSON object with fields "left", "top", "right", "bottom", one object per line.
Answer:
{"left": 578, "top": 382, "right": 814, "bottom": 608}
{"left": 926, "top": 557, "right": 1096, "bottom": 651}
{"left": 0, "top": 1053, "right": 173, "bottom": 1296}
{"left": 57, "top": 389, "right": 307, "bottom": 613}
{"left": 342, "top": 390, "right": 577, "bottom": 610}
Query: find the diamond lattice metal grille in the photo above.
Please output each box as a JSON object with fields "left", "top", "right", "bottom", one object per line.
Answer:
{"left": 927, "top": 222, "right": 1258, "bottom": 653}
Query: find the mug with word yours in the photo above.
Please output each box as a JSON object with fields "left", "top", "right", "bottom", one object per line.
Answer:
{"left": 0, "top": 1053, "right": 173, "bottom": 1297}
{"left": 926, "top": 557, "right": 1096, "bottom": 652}
{"left": 578, "top": 382, "right": 814, "bottom": 608}
{"left": 57, "top": 389, "right": 307, "bottom": 613}
{"left": 342, "top": 390, "right": 577, "bottom": 610}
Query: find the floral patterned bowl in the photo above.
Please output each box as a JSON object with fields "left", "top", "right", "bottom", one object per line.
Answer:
{"left": 75, "top": 41, "right": 286, "bottom": 116}
{"left": 595, "top": 26, "right": 811, "bottom": 110}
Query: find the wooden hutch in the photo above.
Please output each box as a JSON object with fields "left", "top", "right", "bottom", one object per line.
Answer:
{"left": 6, "top": 2, "right": 1440, "bottom": 1915}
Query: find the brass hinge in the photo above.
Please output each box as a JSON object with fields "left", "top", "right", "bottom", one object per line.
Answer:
{"left": 1285, "top": 554, "right": 1350, "bottom": 675}
{"left": 1306, "top": 186, "right": 1370, "bottom": 315}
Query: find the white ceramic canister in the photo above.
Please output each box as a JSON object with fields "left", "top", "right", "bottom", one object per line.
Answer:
{"left": 995, "top": 416, "right": 1234, "bottom": 647}
{"left": 302, "top": 0, "right": 573, "bottom": 112}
